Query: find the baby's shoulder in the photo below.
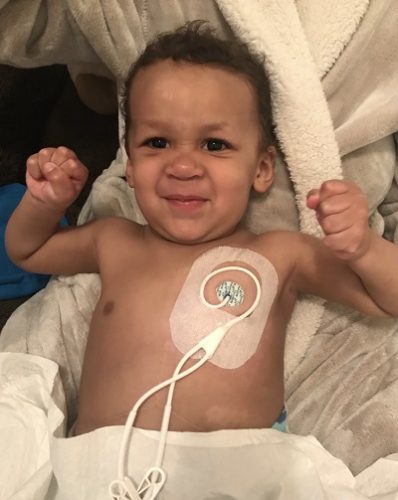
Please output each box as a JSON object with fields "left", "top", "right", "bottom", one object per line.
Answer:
{"left": 89, "top": 216, "right": 145, "bottom": 252}
{"left": 93, "top": 216, "right": 142, "bottom": 236}
{"left": 250, "top": 230, "right": 317, "bottom": 273}
{"left": 252, "top": 229, "right": 304, "bottom": 252}
{"left": 90, "top": 217, "right": 147, "bottom": 271}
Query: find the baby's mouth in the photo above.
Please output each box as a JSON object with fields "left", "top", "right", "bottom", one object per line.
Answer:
{"left": 164, "top": 194, "right": 208, "bottom": 209}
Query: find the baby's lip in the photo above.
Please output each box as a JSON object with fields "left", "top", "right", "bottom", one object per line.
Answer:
{"left": 162, "top": 193, "right": 209, "bottom": 211}
{"left": 164, "top": 194, "right": 208, "bottom": 202}
{"left": 165, "top": 193, "right": 207, "bottom": 202}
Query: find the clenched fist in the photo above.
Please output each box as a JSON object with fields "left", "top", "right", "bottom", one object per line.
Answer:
{"left": 307, "top": 180, "right": 371, "bottom": 261}
{"left": 26, "top": 146, "right": 88, "bottom": 210}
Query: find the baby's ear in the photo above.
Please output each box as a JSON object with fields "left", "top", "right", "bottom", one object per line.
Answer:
{"left": 252, "top": 146, "right": 276, "bottom": 193}
{"left": 125, "top": 158, "right": 134, "bottom": 187}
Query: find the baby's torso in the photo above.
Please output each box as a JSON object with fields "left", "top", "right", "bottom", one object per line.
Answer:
{"left": 75, "top": 230, "right": 296, "bottom": 435}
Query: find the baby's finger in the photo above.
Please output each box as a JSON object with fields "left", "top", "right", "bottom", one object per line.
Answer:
{"left": 26, "top": 154, "right": 43, "bottom": 180}
{"left": 41, "top": 162, "right": 77, "bottom": 203}
{"left": 315, "top": 192, "right": 352, "bottom": 219}
{"left": 318, "top": 210, "right": 353, "bottom": 235}
{"left": 306, "top": 189, "right": 320, "bottom": 210}
{"left": 37, "top": 148, "right": 56, "bottom": 167}
{"left": 319, "top": 180, "right": 350, "bottom": 200}
{"left": 63, "top": 158, "right": 89, "bottom": 183}
{"left": 50, "top": 146, "right": 77, "bottom": 166}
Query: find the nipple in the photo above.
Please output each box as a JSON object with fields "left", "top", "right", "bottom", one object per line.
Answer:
{"left": 216, "top": 280, "right": 245, "bottom": 307}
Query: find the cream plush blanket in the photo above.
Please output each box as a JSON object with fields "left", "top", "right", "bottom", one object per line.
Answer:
{"left": 1, "top": 0, "right": 398, "bottom": 483}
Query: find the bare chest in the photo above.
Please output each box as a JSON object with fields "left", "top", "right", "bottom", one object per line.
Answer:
{"left": 92, "top": 246, "right": 282, "bottom": 364}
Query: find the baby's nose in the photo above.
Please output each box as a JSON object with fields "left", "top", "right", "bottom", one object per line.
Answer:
{"left": 165, "top": 152, "right": 203, "bottom": 180}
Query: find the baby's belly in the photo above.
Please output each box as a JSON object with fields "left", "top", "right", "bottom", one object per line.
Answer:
{"left": 75, "top": 323, "right": 284, "bottom": 435}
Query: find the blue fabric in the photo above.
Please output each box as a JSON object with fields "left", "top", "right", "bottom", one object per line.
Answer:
{"left": 0, "top": 183, "right": 68, "bottom": 300}
{"left": 271, "top": 407, "right": 288, "bottom": 433}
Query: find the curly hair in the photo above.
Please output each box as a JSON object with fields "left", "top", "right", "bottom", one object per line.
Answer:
{"left": 121, "top": 20, "right": 274, "bottom": 152}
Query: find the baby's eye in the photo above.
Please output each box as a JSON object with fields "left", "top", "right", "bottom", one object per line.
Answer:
{"left": 144, "top": 137, "right": 169, "bottom": 149}
{"left": 203, "top": 139, "right": 229, "bottom": 152}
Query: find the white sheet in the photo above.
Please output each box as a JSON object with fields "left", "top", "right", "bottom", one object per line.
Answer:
{"left": 0, "top": 353, "right": 65, "bottom": 499}
{"left": 1, "top": 353, "right": 397, "bottom": 500}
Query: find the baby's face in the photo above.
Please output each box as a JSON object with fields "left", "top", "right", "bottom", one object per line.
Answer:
{"left": 126, "top": 59, "right": 274, "bottom": 244}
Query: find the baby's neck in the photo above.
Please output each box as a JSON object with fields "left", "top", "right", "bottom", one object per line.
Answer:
{"left": 142, "top": 224, "right": 255, "bottom": 257}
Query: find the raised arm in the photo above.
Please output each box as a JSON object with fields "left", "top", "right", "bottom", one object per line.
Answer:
{"left": 5, "top": 147, "right": 100, "bottom": 276}
{"left": 294, "top": 180, "right": 398, "bottom": 318}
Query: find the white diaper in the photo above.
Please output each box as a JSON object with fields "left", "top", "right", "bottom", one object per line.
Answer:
{"left": 49, "top": 425, "right": 368, "bottom": 500}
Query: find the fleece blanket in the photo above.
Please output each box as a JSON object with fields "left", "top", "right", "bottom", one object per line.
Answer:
{"left": 0, "top": 0, "right": 398, "bottom": 485}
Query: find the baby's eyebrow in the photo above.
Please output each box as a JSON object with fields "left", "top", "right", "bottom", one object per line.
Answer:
{"left": 133, "top": 119, "right": 232, "bottom": 136}
{"left": 199, "top": 121, "right": 231, "bottom": 134}
{"left": 137, "top": 119, "right": 230, "bottom": 129}
{"left": 132, "top": 118, "right": 167, "bottom": 130}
